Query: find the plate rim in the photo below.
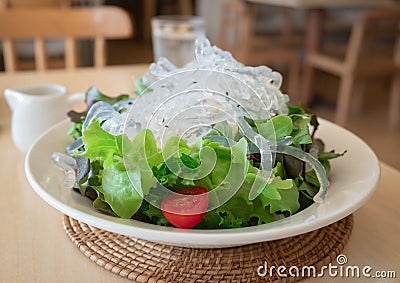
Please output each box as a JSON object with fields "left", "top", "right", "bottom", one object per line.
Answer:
{"left": 25, "top": 118, "right": 380, "bottom": 248}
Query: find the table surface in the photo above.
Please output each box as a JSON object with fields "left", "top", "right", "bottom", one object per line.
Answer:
{"left": 248, "top": 0, "right": 397, "bottom": 8}
{"left": 0, "top": 65, "right": 399, "bottom": 282}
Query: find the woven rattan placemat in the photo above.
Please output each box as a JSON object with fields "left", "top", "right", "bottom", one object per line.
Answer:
{"left": 63, "top": 214, "right": 353, "bottom": 283}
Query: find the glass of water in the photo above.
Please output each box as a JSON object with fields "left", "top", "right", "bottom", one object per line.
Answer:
{"left": 151, "top": 15, "right": 205, "bottom": 67}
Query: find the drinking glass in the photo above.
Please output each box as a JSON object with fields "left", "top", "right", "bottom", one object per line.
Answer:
{"left": 151, "top": 15, "right": 205, "bottom": 67}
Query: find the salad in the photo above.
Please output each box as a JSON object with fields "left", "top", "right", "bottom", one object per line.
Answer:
{"left": 56, "top": 83, "right": 345, "bottom": 230}
{"left": 53, "top": 37, "right": 345, "bottom": 230}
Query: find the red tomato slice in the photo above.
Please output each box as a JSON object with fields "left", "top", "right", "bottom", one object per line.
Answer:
{"left": 161, "top": 186, "right": 208, "bottom": 229}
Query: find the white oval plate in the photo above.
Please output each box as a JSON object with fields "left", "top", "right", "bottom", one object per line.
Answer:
{"left": 25, "top": 118, "right": 380, "bottom": 248}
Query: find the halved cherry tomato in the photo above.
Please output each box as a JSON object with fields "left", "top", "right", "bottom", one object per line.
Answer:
{"left": 161, "top": 186, "right": 208, "bottom": 229}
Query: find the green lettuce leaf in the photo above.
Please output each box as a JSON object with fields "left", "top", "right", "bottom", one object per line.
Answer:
{"left": 80, "top": 119, "right": 123, "bottom": 168}
{"left": 101, "top": 164, "right": 143, "bottom": 219}
{"left": 256, "top": 115, "right": 293, "bottom": 141}
{"left": 262, "top": 185, "right": 300, "bottom": 215}
{"left": 85, "top": 85, "right": 129, "bottom": 108}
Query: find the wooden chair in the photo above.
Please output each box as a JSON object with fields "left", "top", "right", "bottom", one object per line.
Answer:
{"left": 0, "top": 6, "right": 133, "bottom": 72}
{"left": 218, "top": 0, "right": 301, "bottom": 101}
{"left": 302, "top": 8, "right": 400, "bottom": 129}
{"left": 2, "top": 0, "right": 104, "bottom": 8}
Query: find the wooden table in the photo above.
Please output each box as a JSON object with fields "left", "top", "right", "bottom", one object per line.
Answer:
{"left": 0, "top": 65, "right": 148, "bottom": 128}
{"left": 0, "top": 65, "right": 399, "bottom": 282}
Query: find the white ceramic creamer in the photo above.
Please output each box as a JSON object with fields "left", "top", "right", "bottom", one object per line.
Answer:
{"left": 4, "top": 84, "right": 83, "bottom": 153}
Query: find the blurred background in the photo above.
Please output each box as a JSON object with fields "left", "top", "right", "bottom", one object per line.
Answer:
{"left": 0, "top": 0, "right": 399, "bottom": 169}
